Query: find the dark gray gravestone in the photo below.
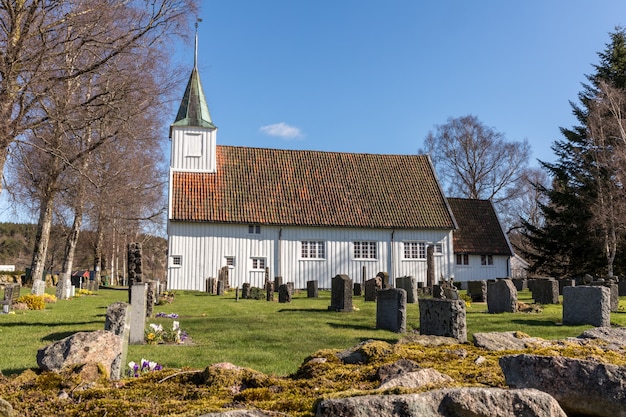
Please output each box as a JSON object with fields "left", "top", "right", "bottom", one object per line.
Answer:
{"left": 286, "top": 282, "right": 295, "bottom": 295}
{"left": 418, "top": 298, "right": 467, "bottom": 342}
{"left": 274, "top": 276, "right": 283, "bottom": 293}
{"left": 532, "top": 278, "right": 559, "bottom": 304}
{"left": 590, "top": 281, "right": 619, "bottom": 312}
{"left": 364, "top": 277, "right": 382, "bottom": 302}
{"left": 278, "top": 284, "right": 291, "bottom": 303}
{"left": 146, "top": 280, "right": 157, "bottom": 317}
{"left": 487, "top": 279, "right": 518, "bottom": 313}
{"left": 265, "top": 280, "right": 274, "bottom": 301}
{"left": 426, "top": 245, "right": 435, "bottom": 288}
{"left": 563, "top": 286, "right": 611, "bottom": 327}
{"left": 216, "top": 280, "right": 224, "bottom": 296}
{"left": 619, "top": 279, "right": 626, "bottom": 297}
{"left": 328, "top": 274, "right": 353, "bottom": 312}
{"left": 127, "top": 242, "right": 143, "bottom": 285}
{"left": 395, "top": 276, "right": 418, "bottom": 303}
{"left": 242, "top": 283, "right": 251, "bottom": 299}
{"left": 307, "top": 280, "right": 318, "bottom": 298}
{"left": 206, "top": 277, "right": 217, "bottom": 294}
{"left": 376, "top": 288, "right": 407, "bottom": 333}
{"left": 353, "top": 283, "right": 362, "bottom": 296}
{"left": 511, "top": 278, "right": 528, "bottom": 291}
{"left": 218, "top": 266, "right": 229, "bottom": 290}
{"left": 558, "top": 278, "right": 575, "bottom": 295}
{"left": 467, "top": 280, "right": 487, "bottom": 302}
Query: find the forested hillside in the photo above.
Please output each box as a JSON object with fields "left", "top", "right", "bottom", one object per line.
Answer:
{"left": 0, "top": 222, "right": 167, "bottom": 282}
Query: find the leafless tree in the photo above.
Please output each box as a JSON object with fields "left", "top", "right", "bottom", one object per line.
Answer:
{"left": 422, "top": 115, "right": 532, "bottom": 229}
{"left": 586, "top": 80, "right": 626, "bottom": 277}
{"left": 0, "top": 0, "right": 197, "bottom": 196}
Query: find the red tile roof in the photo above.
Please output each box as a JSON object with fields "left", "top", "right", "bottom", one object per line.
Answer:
{"left": 170, "top": 146, "right": 456, "bottom": 229}
{"left": 447, "top": 197, "right": 512, "bottom": 255}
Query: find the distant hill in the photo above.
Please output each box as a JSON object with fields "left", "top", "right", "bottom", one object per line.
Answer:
{"left": 0, "top": 222, "right": 167, "bottom": 282}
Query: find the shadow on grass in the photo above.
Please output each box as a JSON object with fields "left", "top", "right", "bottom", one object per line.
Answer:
{"left": 511, "top": 319, "right": 561, "bottom": 327}
{"left": 277, "top": 308, "right": 329, "bottom": 313}
{"left": 2, "top": 367, "right": 34, "bottom": 377}
{"left": 328, "top": 322, "right": 375, "bottom": 331}
{"left": 42, "top": 331, "right": 80, "bottom": 341}
{"left": 0, "top": 320, "right": 101, "bottom": 328}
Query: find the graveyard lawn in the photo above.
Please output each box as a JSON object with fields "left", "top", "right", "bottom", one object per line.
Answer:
{"left": 1, "top": 287, "right": 626, "bottom": 376}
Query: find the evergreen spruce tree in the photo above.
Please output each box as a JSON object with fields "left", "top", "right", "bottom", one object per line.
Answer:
{"left": 520, "top": 27, "right": 626, "bottom": 278}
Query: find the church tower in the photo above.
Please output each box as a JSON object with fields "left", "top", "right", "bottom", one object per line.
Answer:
{"left": 169, "top": 27, "right": 217, "bottom": 173}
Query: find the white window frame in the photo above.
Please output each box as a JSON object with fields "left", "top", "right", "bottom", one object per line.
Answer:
{"left": 434, "top": 243, "right": 443, "bottom": 255}
{"left": 481, "top": 255, "right": 494, "bottom": 266}
{"left": 171, "top": 255, "right": 182, "bottom": 268}
{"left": 403, "top": 241, "right": 426, "bottom": 260}
{"left": 225, "top": 256, "right": 235, "bottom": 268}
{"left": 353, "top": 241, "right": 377, "bottom": 260}
{"left": 251, "top": 257, "right": 266, "bottom": 270}
{"left": 248, "top": 224, "right": 261, "bottom": 234}
{"left": 301, "top": 241, "right": 325, "bottom": 259}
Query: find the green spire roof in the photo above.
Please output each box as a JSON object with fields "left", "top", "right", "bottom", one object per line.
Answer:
{"left": 172, "top": 66, "right": 215, "bottom": 129}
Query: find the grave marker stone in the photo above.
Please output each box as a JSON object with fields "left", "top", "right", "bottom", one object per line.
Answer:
{"left": 129, "top": 283, "right": 147, "bottom": 344}
{"left": 328, "top": 274, "right": 353, "bottom": 312}
{"left": 104, "top": 302, "right": 130, "bottom": 380}
{"left": 419, "top": 298, "right": 467, "bottom": 342}
{"left": 307, "top": 280, "right": 318, "bottom": 298}
{"left": 216, "top": 280, "right": 225, "bottom": 296}
{"left": 377, "top": 271, "right": 390, "bottom": 289}
{"left": 274, "top": 276, "right": 283, "bottom": 293}
{"left": 207, "top": 277, "right": 217, "bottom": 294}
{"left": 467, "top": 280, "right": 487, "bottom": 302}
{"left": 265, "top": 280, "right": 274, "bottom": 301}
{"left": 146, "top": 280, "right": 157, "bottom": 317}
{"left": 278, "top": 284, "right": 291, "bottom": 303}
{"left": 353, "top": 283, "right": 362, "bottom": 296}
{"left": 364, "top": 277, "right": 382, "bottom": 302}
{"left": 532, "top": 278, "right": 559, "bottom": 304}
{"left": 242, "top": 283, "right": 251, "bottom": 299}
{"left": 426, "top": 245, "right": 435, "bottom": 288}
{"left": 563, "top": 286, "right": 611, "bottom": 327}
{"left": 590, "top": 281, "right": 619, "bottom": 312}
{"left": 487, "top": 279, "right": 518, "bottom": 313}
{"left": 395, "top": 276, "right": 418, "bottom": 303}
{"left": 376, "top": 288, "right": 407, "bottom": 333}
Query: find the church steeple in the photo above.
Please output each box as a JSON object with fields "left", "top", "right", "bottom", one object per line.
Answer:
{"left": 172, "top": 23, "right": 215, "bottom": 129}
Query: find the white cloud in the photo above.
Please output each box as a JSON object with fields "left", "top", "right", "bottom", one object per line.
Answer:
{"left": 259, "top": 122, "right": 303, "bottom": 140}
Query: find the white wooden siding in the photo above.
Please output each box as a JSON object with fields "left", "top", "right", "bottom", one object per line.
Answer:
{"left": 170, "top": 127, "right": 216, "bottom": 172}
{"left": 453, "top": 255, "right": 510, "bottom": 281}
{"left": 167, "top": 222, "right": 455, "bottom": 290}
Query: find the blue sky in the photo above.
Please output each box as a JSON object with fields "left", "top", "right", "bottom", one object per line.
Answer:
{"left": 190, "top": 1, "right": 625, "bottom": 165}
{"left": 1, "top": 1, "right": 625, "bottom": 222}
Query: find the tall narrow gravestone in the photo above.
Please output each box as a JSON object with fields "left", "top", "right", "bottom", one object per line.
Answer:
{"left": 129, "top": 283, "right": 147, "bottom": 344}
{"left": 364, "top": 276, "right": 382, "bottom": 301}
{"left": 376, "top": 288, "right": 407, "bottom": 333}
{"left": 419, "top": 298, "right": 467, "bottom": 342}
{"left": 395, "top": 276, "right": 418, "bottom": 303}
{"left": 328, "top": 274, "right": 353, "bottom": 312}
{"left": 307, "top": 280, "right": 318, "bottom": 298}
{"left": 487, "top": 279, "right": 518, "bottom": 313}
{"left": 105, "top": 302, "right": 130, "bottom": 380}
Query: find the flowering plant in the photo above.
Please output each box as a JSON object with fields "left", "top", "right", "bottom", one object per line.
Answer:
{"left": 155, "top": 312, "right": 179, "bottom": 319}
{"left": 145, "top": 320, "right": 187, "bottom": 344}
{"left": 128, "top": 358, "right": 162, "bottom": 377}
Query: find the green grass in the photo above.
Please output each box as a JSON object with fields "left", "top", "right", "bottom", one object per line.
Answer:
{"left": 2, "top": 287, "right": 626, "bottom": 377}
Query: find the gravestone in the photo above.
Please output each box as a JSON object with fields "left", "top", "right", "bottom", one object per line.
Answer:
{"left": 364, "top": 277, "right": 382, "bottom": 302}
{"left": 56, "top": 272, "right": 72, "bottom": 300}
{"left": 511, "top": 278, "right": 528, "bottom": 291}
{"left": 532, "top": 278, "right": 559, "bottom": 304}
{"left": 432, "top": 284, "right": 442, "bottom": 299}
{"left": 487, "top": 279, "right": 518, "bottom": 313}
{"left": 307, "top": 280, "right": 318, "bottom": 298}
{"left": 286, "top": 282, "right": 295, "bottom": 295}
{"left": 278, "top": 284, "right": 291, "bottom": 303}
{"left": 590, "top": 281, "right": 619, "bottom": 312}
{"left": 467, "top": 280, "right": 487, "bottom": 302}
{"left": 418, "top": 298, "right": 467, "bottom": 342}
{"left": 129, "top": 283, "right": 147, "bottom": 344}
{"left": 377, "top": 271, "right": 390, "bottom": 289}
{"left": 31, "top": 279, "right": 46, "bottom": 296}
{"left": 618, "top": 278, "right": 626, "bottom": 297}
{"left": 218, "top": 266, "right": 229, "bottom": 290}
{"left": 395, "top": 276, "right": 418, "bottom": 303}
{"left": 216, "top": 280, "right": 225, "bottom": 296}
{"left": 274, "top": 276, "right": 283, "bottom": 293}
{"left": 328, "top": 274, "right": 353, "bottom": 312}
{"left": 353, "top": 283, "right": 362, "bottom": 296}
{"left": 242, "top": 283, "right": 251, "bottom": 299}
{"left": 206, "top": 277, "right": 217, "bottom": 294}
{"left": 376, "top": 288, "right": 407, "bottom": 333}
{"left": 104, "top": 302, "right": 131, "bottom": 380}
{"left": 265, "top": 280, "right": 274, "bottom": 301}
{"left": 563, "top": 286, "right": 611, "bottom": 327}
{"left": 426, "top": 245, "right": 435, "bottom": 288}
{"left": 127, "top": 242, "right": 143, "bottom": 285}
{"left": 146, "top": 280, "right": 157, "bottom": 317}
{"left": 558, "top": 278, "right": 576, "bottom": 295}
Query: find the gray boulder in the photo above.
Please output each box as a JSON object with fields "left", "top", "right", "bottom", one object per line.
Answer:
{"left": 473, "top": 331, "right": 546, "bottom": 351}
{"left": 0, "top": 398, "right": 13, "bottom": 417}
{"left": 500, "top": 354, "right": 626, "bottom": 417}
{"left": 577, "top": 326, "right": 626, "bottom": 349}
{"left": 376, "top": 358, "right": 421, "bottom": 383}
{"left": 200, "top": 411, "right": 273, "bottom": 417}
{"left": 36, "top": 330, "right": 123, "bottom": 379}
{"left": 379, "top": 368, "right": 453, "bottom": 390}
{"left": 316, "top": 387, "right": 567, "bottom": 417}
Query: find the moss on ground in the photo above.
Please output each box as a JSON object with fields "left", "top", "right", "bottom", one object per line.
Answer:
{"left": 1, "top": 337, "right": 626, "bottom": 416}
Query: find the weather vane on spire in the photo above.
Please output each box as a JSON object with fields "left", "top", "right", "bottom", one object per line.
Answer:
{"left": 194, "top": 17, "right": 202, "bottom": 68}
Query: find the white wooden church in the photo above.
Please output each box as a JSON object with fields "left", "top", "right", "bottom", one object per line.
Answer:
{"left": 167, "top": 48, "right": 513, "bottom": 291}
